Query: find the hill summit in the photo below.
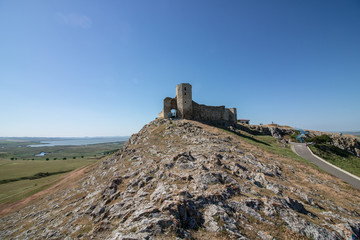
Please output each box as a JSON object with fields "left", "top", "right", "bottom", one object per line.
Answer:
{"left": 1, "top": 119, "right": 360, "bottom": 239}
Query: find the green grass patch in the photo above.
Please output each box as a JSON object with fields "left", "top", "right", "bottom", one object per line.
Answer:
{"left": 0, "top": 170, "right": 72, "bottom": 184}
{"left": 0, "top": 139, "right": 124, "bottom": 182}
{"left": 0, "top": 157, "right": 99, "bottom": 205}
{"left": 0, "top": 158, "right": 95, "bottom": 181}
{"left": 0, "top": 139, "right": 125, "bottom": 205}
{"left": 225, "top": 130, "right": 308, "bottom": 160}
{"left": 0, "top": 174, "right": 63, "bottom": 204}
{"left": 219, "top": 127, "right": 316, "bottom": 166}
{"left": 309, "top": 144, "right": 360, "bottom": 177}
{"left": 0, "top": 152, "right": 10, "bottom": 158}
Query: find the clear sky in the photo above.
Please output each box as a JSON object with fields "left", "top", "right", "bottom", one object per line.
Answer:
{"left": 0, "top": 0, "right": 359, "bottom": 137}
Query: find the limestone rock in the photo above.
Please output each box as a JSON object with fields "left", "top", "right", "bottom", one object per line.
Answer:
{"left": 0, "top": 119, "right": 359, "bottom": 239}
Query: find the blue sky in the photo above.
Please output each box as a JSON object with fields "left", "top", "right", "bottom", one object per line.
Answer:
{"left": 0, "top": 0, "right": 359, "bottom": 137}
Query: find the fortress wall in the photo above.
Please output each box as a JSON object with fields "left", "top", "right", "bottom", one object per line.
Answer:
{"left": 161, "top": 97, "right": 177, "bottom": 119}
{"left": 159, "top": 83, "right": 237, "bottom": 125}
{"left": 161, "top": 97, "right": 172, "bottom": 119}
{"left": 225, "top": 108, "right": 237, "bottom": 124}
{"left": 229, "top": 108, "right": 237, "bottom": 122}
{"left": 193, "top": 101, "right": 226, "bottom": 123}
{"left": 158, "top": 110, "right": 165, "bottom": 119}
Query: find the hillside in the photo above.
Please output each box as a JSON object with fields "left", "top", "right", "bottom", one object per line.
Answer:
{"left": 0, "top": 119, "right": 360, "bottom": 239}
{"left": 237, "top": 123, "right": 360, "bottom": 158}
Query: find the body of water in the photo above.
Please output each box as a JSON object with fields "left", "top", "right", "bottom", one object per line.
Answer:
{"left": 28, "top": 137, "right": 128, "bottom": 147}
{"left": 35, "top": 152, "right": 47, "bottom": 156}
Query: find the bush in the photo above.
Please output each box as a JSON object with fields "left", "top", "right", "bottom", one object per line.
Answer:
{"left": 46, "top": 158, "right": 49, "bottom": 161}
{"left": 314, "top": 144, "right": 350, "bottom": 157}
{"left": 307, "top": 134, "right": 332, "bottom": 144}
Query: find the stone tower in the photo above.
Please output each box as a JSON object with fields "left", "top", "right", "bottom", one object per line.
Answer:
{"left": 176, "top": 83, "right": 193, "bottom": 119}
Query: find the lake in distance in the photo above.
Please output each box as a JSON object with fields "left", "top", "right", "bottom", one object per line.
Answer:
{"left": 28, "top": 137, "right": 129, "bottom": 147}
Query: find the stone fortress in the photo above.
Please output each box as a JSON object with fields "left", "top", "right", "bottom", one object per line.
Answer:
{"left": 159, "top": 83, "right": 237, "bottom": 125}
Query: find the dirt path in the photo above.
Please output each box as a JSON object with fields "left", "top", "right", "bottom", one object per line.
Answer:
{"left": 0, "top": 166, "right": 90, "bottom": 217}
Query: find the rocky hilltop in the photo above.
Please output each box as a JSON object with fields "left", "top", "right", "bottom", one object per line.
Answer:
{"left": 1, "top": 119, "right": 360, "bottom": 239}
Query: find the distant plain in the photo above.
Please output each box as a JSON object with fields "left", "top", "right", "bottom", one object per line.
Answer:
{"left": 0, "top": 137, "right": 127, "bottom": 205}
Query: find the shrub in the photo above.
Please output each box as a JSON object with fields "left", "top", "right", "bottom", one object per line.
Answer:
{"left": 314, "top": 144, "right": 350, "bottom": 157}
{"left": 307, "top": 134, "right": 332, "bottom": 144}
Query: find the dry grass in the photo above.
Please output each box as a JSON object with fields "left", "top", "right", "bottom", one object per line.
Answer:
{"left": 2, "top": 119, "right": 360, "bottom": 239}
{"left": 190, "top": 120, "right": 360, "bottom": 214}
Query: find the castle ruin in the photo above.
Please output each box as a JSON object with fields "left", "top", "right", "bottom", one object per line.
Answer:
{"left": 159, "top": 83, "right": 237, "bottom": 125}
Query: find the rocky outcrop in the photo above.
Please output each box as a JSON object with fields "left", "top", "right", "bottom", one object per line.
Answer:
{"left": 0, "top": 119, "right": 359, "bottom": 239}
{"left": 331, "top": 135, "right": 360, "bottom": 157}
{"left": 237, "top": 123, "right": 360, "bottom": 157}
{"left": 235, "top": 124, "right": 301, "bottom": 140}
{"left": 302, "top": 131, "right": 360, "bottom": 157}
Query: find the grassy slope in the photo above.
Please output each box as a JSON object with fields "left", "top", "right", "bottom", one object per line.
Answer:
{"left": 221, "top": 128, "right": 313, "bottom": 165}
{"left": 0, "top": 158, "right": 98, "bottom": 204}
{"left": 309, "top": 144, "right": 360, "bottom": 177}
{"left": 0, "top": 174, "right": 63, "bottom": 204}
{"left": 0, "top": 158, "right": 95, "bottom": 181}
{"left": 0, "top": 140, "right": 125, "bottom": 205}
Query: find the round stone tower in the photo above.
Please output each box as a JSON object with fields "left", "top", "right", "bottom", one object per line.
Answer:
{"left": 176, "top": 83, "right": 193, "bottom": 119}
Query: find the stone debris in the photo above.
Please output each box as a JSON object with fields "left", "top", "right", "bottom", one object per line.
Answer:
{"left": 0, "top": 119, "right": 359, "bottom": 239}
